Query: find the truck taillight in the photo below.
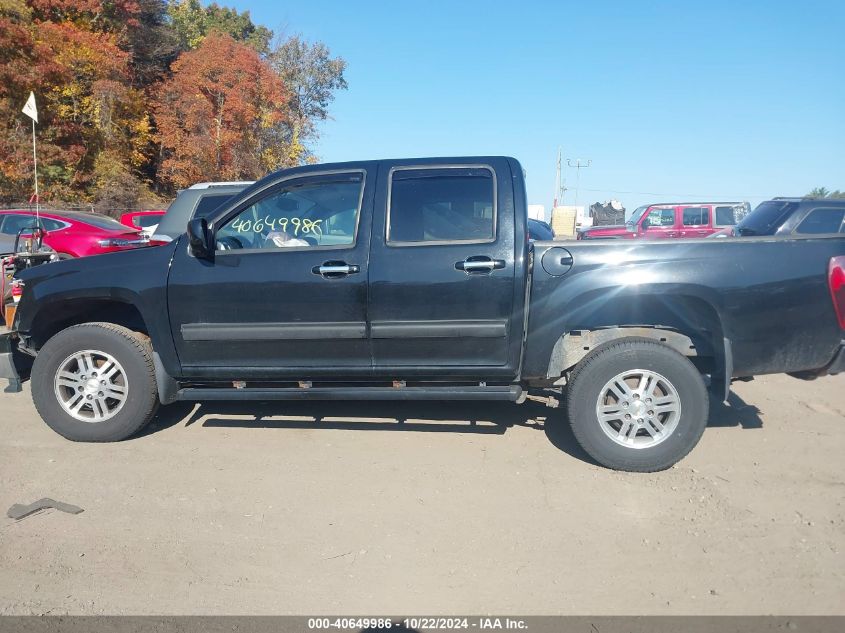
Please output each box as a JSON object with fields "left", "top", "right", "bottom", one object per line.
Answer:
{"left": 10, "top": 279, "right": 24, "bottom": 301}
{"left": 829, "top": 256, "right": 845, "bottom": 329}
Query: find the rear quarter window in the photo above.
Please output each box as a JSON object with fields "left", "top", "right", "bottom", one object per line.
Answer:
{"left": 714, "top": 206, "right": 738, "bottom": 227}
{"left": 795, "top": 207, "right": 845, "bottom": 235}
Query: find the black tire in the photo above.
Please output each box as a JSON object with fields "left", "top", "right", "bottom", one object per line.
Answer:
{"left": 566, "top": 338, "right": 708, "bottom": 472}
{"left": 31, "top": 323, "right": 159, "bottom": 442}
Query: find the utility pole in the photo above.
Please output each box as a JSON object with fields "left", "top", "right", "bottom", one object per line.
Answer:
{"left": 553, "top": 147, "right": 568, "bottom": 207}
{"left": 554, "top": 148, "right": 560, "bottom": 208}
{"left": 566, "top": 158, "right": 592, "bottom": 208}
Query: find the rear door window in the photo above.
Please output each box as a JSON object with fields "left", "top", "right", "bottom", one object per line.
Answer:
{"left": 682, "top": 207, "right": 708, "bottom": 226}
{"left": 795, "top": 207, "right": 845, "bottom": 235}
{"left": 388, "top": 167, "right": 496, "bottom": 244}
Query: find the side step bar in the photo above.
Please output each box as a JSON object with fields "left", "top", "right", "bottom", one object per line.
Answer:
{"left": 176, "top": 385, "right": 523, "bottom": 402}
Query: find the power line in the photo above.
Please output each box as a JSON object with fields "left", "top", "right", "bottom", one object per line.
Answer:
{"left": 576, "top": 186, "right": 771, "bottom": 199}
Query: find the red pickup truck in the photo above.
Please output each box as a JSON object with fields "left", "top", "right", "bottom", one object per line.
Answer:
{"left": 578, "top": 202, "right": 749, "bottom": 240}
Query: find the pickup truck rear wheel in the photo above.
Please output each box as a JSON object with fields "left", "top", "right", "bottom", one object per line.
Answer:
{"left": 31, "top": 323, "right": 159, "bottom": 442}
{"left": 566, "top": 338, "right": 708, "bottom": 472}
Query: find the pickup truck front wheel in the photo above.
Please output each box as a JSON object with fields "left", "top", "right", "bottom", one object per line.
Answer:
{"left": 566, "top": 338, "right": 708, "bottom": 472}
{"left": 31, "top": 323, "right": 159, "bottom": 442}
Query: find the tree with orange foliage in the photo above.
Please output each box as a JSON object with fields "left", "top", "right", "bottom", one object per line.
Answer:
{"left": 153, "top": 33, "right": 287, "bottom": 189}
{"left": 0, "top": 0, "right": 149, "bottom": 203}
{"left": 0, "top": 1, "right": 346, "bottom": 206}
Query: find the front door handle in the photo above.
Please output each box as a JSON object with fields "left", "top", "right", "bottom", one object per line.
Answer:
{"left": 455, "top": 256, "right": 506, "bottom": 273}
{"left": 312, "top": 261, "right": 360, "bottom": 278}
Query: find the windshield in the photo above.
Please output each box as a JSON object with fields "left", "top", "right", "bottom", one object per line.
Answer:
{"left": 627, "top": 205, "right": 649, "bottom": 225}
{"left": 736, "top": 201, "right": 797, "bottom": 236}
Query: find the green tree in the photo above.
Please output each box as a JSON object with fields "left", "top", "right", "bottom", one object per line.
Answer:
{"left": 270, "top": 35, "right": 347, "bottom": 164}
{"left": 807, "top": 187, "right": 845, "bottom": 199}
{"left": 167, "top": 0, "right": 272, "bottom": 54}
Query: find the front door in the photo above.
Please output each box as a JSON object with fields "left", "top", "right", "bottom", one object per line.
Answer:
{"left": 641, "top": 206, "right": 680, "bottom": 238}
{"left": 367, "top": 159, "right": 519, "bottom": 379}
{"left": 168, "top": 168, "right": 374, "bottom": 379}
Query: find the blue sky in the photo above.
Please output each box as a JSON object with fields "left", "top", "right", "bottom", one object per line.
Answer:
{"left": 237, "top": 0, "right": 844, "bottom": 211}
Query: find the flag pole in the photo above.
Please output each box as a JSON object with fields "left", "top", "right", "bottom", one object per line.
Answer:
{"left": 31, "top": 117, "right": 39, "bottom": 225}
{"left": 22, "top": 91, "right": 39, "bottom": 227}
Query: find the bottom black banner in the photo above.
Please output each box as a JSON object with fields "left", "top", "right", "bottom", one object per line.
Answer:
{"left": 0, "top": 617, "right": 842, "bottom": 633}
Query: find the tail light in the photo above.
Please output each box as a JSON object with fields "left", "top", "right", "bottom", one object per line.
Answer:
{"left": 11, "top": 279, "right": 24, "bottom": 304}
{"left": 829, "top": 256, "right": 845, "bottom": 329}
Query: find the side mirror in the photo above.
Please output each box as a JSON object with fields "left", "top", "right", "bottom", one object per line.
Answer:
{"left": 187, "top": 218, "right": 212, "bottom": 259}
{"left": 641, "top": 218, "right": 650, "bottom": 230}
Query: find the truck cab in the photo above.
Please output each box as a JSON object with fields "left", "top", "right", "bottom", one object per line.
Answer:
{"left": 171, "top": 157, "right": 526, "bottom": 381}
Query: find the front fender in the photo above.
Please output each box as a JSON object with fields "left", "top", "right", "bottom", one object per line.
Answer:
{"left": 15, "top": 242, "right": 180, "bottom": 376}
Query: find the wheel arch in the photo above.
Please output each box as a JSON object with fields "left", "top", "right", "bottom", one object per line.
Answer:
{"left": 545, "top": 295, "right": 730, "bottom": 399}
{"left": 28, "top": 298, "right": 150, "bottom": 352}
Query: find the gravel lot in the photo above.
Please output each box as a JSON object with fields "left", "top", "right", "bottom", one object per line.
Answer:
{"left": 0, "top": 373, "right": 843, "bottom": 615}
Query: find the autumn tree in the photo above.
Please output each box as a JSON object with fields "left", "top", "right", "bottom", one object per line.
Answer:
{"left": 153, "top": 33, "right": 287, "bottom": 189}
{"left": 0, "top": 0, "right": 152, "bottom": 203}
{"left": 0, "top": 1, "right": 348, "bottom": 205}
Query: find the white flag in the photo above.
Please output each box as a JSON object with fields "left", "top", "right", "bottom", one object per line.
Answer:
{"left": 22, "top": 91, "right": 37, "bottom": 123}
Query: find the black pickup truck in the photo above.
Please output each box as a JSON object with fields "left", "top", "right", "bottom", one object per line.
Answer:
{"left": 2, "top": 157, "right": 844, "bottom": 471}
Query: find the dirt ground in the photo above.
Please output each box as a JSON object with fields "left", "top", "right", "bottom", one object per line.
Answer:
{"left": 0, "top": 373, "right": 843, "bottom": 615}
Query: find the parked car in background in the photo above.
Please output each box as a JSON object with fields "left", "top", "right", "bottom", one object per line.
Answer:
{"left": 713, "top": 198, "right": 845, "bottom": 238}
{"left": 120, "top": 210, "right": 165, "bottom": 237}
{"left": 0, "top": 210, "right": 145, "bottom": 258}
{"left": 578, "top": 202, "right": 749, "bottom": 240}
{"left": 528, "top": 217, "right": 555, "bottom": 241}
{"left": 152, "top": 182, "right": 253, "bottom": 243}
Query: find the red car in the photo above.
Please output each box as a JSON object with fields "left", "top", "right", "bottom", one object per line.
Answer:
{"left": 578, "top": 202, "right": 749, "bottom": 240}
{"left": 120, "top": 210, "right": 165, "bottom": 236}
{"left": 0, "top": 209, "right": 145, "bottom": 258}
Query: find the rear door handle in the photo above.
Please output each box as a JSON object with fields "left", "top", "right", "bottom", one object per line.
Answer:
{"left": 312, "top": 261, "right": 360, "bottom": 278}
{"left": 455, "top": 256, "right": 506, "bottom": 273}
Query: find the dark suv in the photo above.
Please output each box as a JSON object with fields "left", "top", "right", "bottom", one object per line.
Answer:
{"left": 731, "top": 197, "right": 845, "bottom": 237}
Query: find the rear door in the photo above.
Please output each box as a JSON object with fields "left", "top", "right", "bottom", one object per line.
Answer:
{"left": 367, "top": 158, "right": 520, "bottom": 379}
{"left": 679, "top": 205, "right": 712, "bottom": 237}
{"left": 167, "top": 166, "right": 375, "bottom": 379}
